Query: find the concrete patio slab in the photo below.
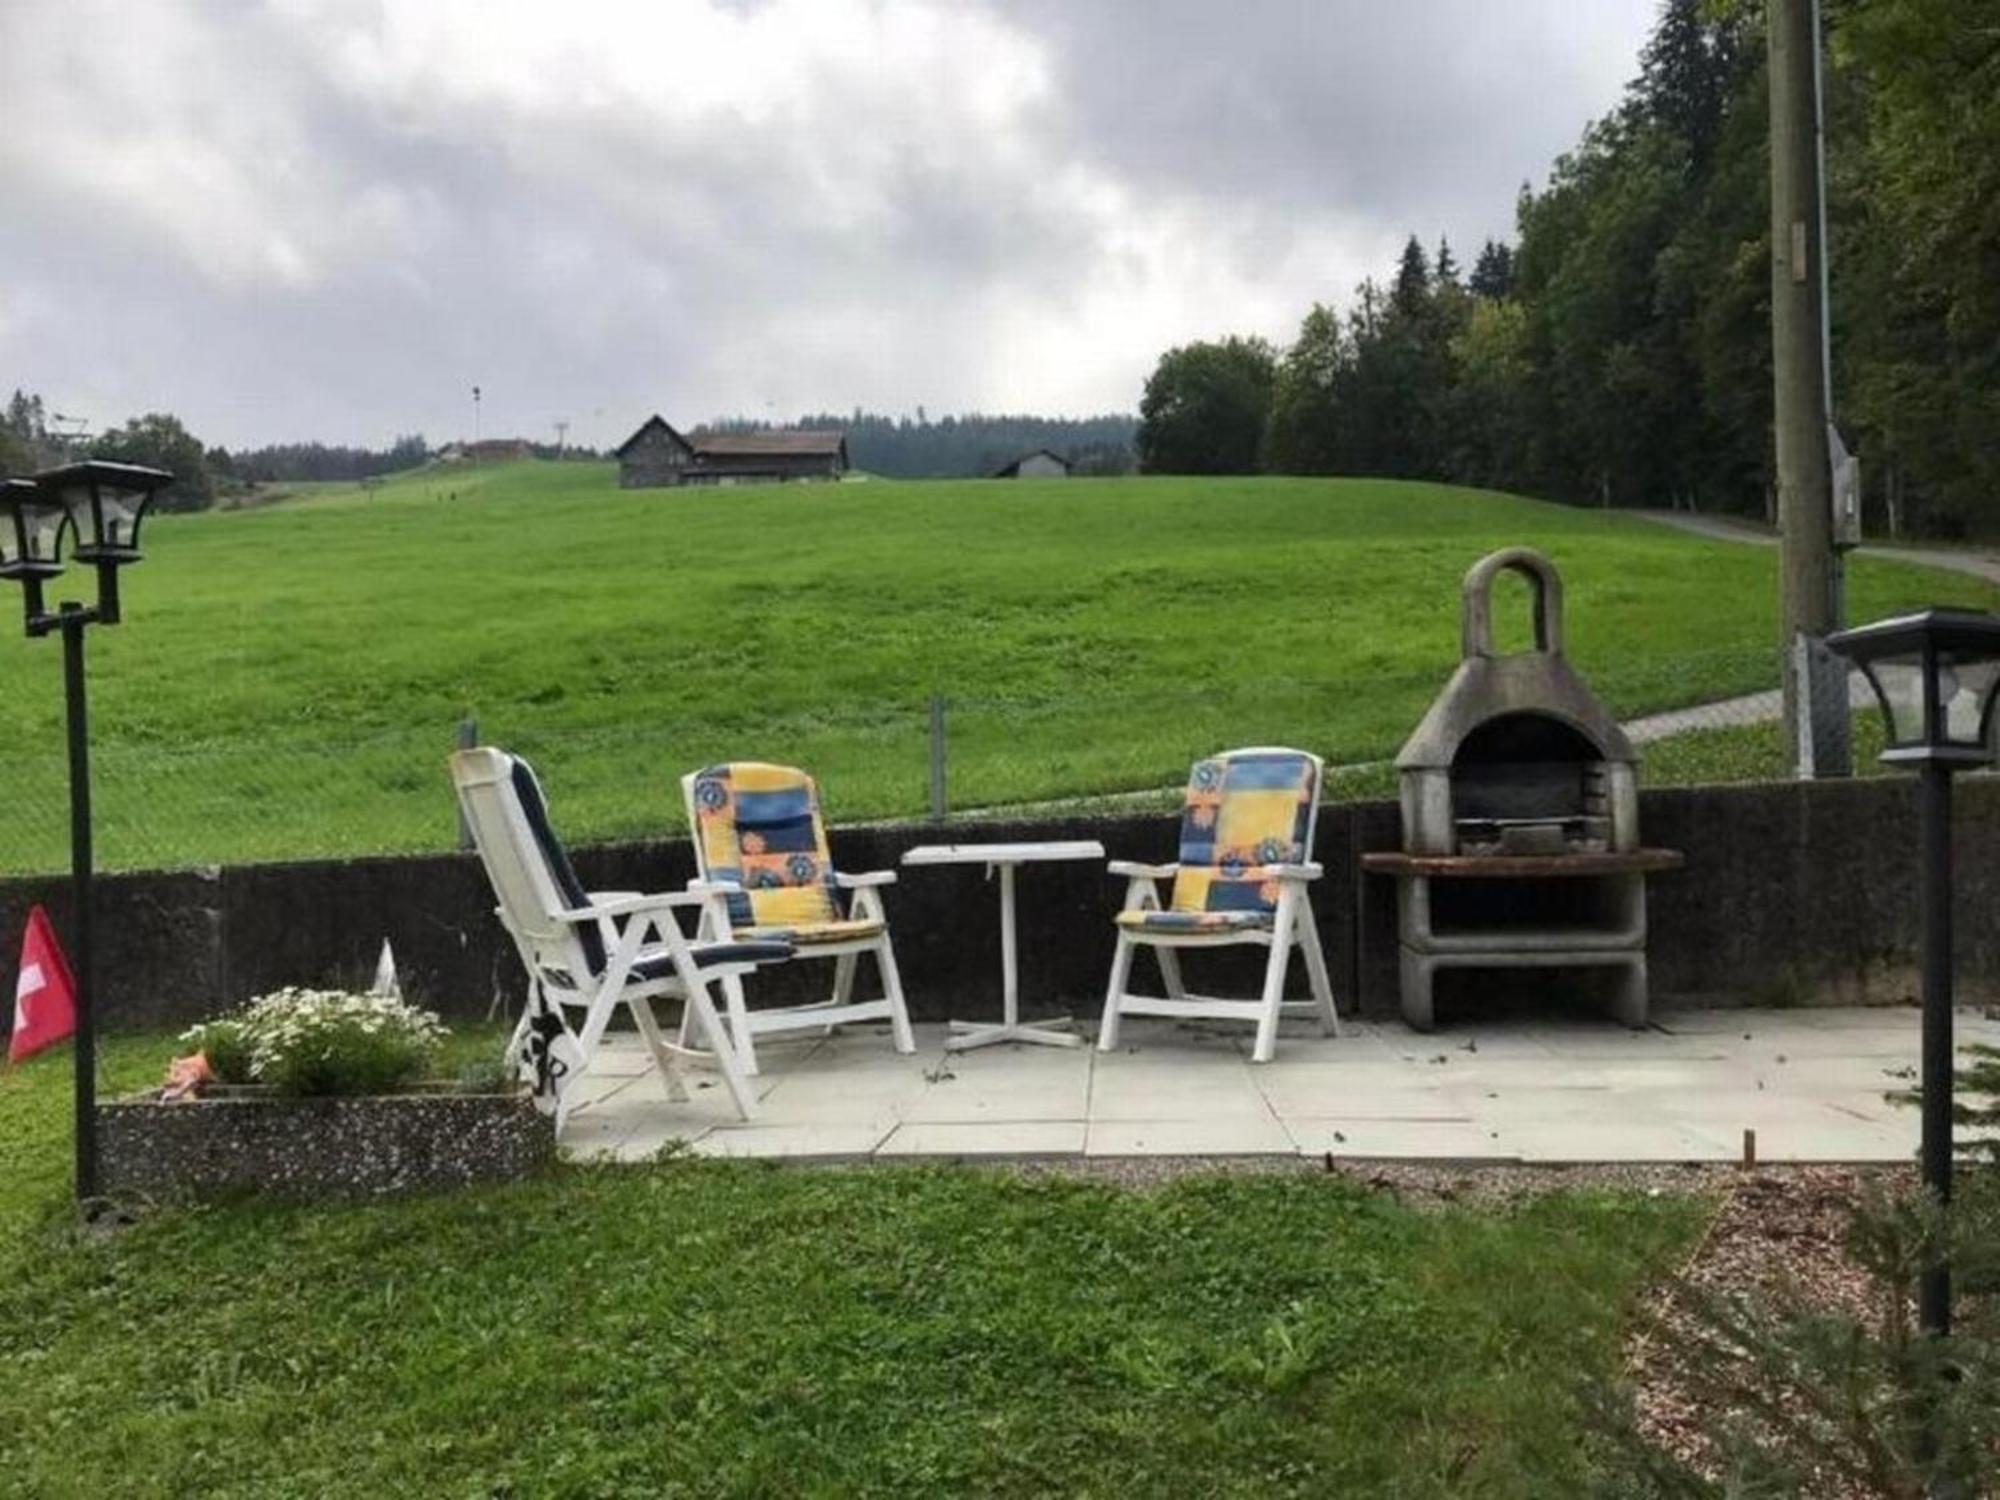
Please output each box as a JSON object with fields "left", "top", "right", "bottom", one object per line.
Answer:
{"left": 689, "top": 1122, "right": 895, "bottom": 1159}
{"left": 1085, "top": 1114, "right": 1295, "bottom": 1157}
{"left": 559, "top": 1007, "right": 2000, "bottom": 1165}
{"left": 1285, "top": 1116, "right": 1506, "bottom": 1159}
{"left": 879, "top": 1121, "right": 1088, "bottom": 1157}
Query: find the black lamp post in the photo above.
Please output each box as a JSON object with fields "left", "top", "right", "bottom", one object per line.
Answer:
{"left": 1828, "top": 606, "right": 2000, "bottom": 1344}
{"left": 0, "top": 460, "right": 173, "bottom": 1207}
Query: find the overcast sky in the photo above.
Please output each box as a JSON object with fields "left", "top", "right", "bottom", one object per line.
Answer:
{"left": 0, "top": 0, "right": 1657, "bottom": 451}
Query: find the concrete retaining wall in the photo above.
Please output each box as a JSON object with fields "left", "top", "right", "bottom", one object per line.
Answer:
{"left": 4, "top": 775, "right": 1996, "bottom": 1033}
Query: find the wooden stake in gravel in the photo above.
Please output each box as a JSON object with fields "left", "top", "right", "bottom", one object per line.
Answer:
{"left": 1742, "top": 1128, "right": 1757, "bottom": 1168}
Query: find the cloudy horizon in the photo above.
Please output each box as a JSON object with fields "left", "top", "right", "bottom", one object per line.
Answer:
{"left": 0, "top": 0, "right": 1658, "bottom": 452}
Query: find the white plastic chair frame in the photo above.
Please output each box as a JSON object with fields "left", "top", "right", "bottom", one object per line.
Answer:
{"left": 1096, "top": 747, "right": 1341, "bottom": 1063}
{"left": 453, "top": 748, "right": 775, "bottom": 1123}
{"left": 680, "top": 769, "right": 916, "bottom": 1076}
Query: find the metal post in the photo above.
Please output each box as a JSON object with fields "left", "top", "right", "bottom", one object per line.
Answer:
{"left": 456, "top": 713, "right": 478, "bottom": 850}
{"left": 1918, "top": 760, "right": 1953, "bottom": 1339}
{"left": 61, "top": 606, "right": 96, "bottom": 1205}
{"left": 1770, "top": 0, "right": 1850, "bottom": 777}
{"left": 927, "top": 695, "right": 946, "bottom": 823}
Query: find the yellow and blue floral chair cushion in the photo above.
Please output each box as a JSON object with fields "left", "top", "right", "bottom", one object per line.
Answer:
{"left": 1114, "top": 750, "right": 1319, "bottom": 933}
{"left": 689, "top": 763, "right": 883, "bottom": 945}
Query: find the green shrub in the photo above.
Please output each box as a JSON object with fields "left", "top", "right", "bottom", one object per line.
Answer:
{"left": 179, "top": 989, "right": 448, "bottom": 1098}
{"left": 178, "top": 1017, "right": 254, "bottom": 1083}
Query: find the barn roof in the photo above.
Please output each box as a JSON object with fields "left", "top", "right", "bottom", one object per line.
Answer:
{"left": 993, "top": 448, "right": 1070, "bottom": 477}
{"left": 613, "top": 414, "right": 692, "bottom": 459}
{"left": 691, "top": 430, "right": 847, "bottom": 458}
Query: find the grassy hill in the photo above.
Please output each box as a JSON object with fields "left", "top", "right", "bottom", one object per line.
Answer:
{"left": 2, "top": 462, "right": 1990, "bottom": 874}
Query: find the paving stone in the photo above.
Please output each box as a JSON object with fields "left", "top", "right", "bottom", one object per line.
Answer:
{"left": 1286, "top": 1117, "right": 1511, "bottom": 1160}
{"left": 1085, "top": 1114, "right": 1294, "bottom": 1157}
{"left": 900, "top": 1077, "right": 1089, "bottom": 1124}
{"left": 689, "top": 1123, "right": 895, "bottom": 1159}
{"left": 877, "top": 1121, "right": 1087, "bottom": 1157}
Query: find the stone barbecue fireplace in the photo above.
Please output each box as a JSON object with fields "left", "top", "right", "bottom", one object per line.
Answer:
{"left": 1364, "top": 548, "right": 1682, "bottom": 1030}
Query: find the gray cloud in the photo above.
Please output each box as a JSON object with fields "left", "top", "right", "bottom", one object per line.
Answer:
{"left": 0, "top": 0, "right": 1654, "bottom": 450}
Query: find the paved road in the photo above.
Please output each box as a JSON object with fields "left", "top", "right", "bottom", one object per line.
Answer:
{"left": 1628, "top": 509, "right": 2000, "bottom": 588}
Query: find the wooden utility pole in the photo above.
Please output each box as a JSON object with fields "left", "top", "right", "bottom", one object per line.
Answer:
{"left": 1770, "top": 0, "right": 1850, "bottom": 776}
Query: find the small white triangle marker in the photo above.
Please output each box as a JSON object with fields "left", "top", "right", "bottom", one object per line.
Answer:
{"left": 371, "top": 939, "right": 402, "bottom": 1000}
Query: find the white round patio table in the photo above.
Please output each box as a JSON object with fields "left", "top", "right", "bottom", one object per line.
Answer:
{"left": 898, "top": 840, "right": 1106, "bottom": 1050}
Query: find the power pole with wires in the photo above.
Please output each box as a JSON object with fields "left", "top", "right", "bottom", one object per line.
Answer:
{"left": 1770, "top": 0, "right": 1851, "bottom": 778}
{"left": 552, "top": 420, "right": 568, "bottom": 457}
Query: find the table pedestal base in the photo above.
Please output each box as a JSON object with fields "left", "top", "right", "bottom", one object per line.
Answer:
{"left": 946, "top": 1016, "right": 1082, "bottom": 1051}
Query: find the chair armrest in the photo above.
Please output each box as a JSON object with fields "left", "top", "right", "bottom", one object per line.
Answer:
{"left": 833, "top": 869, "right": 897, "bottom": 889}
{"left": 556, "top": 891, "right": 702, "bottom": 922}
{"left": 1258, "top": 862, "right": 1324, "bottom": 882}
{"left": 1108, "top": 860, "right": 1179, "bottom": 880}
{"left": 588, "top": 889, "right": 643, "bottom": 904}
{"left": 686, "top": 877, "right": 745, "bottom": 896}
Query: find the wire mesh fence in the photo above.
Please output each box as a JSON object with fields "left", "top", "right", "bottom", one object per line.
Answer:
{"left": 1, "top": 644, "right": 1878, "bottom": 880}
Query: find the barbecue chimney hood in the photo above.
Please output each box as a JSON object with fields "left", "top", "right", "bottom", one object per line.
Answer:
{"left": 1395, "top": 547, "right": 1639, "bottom": 857}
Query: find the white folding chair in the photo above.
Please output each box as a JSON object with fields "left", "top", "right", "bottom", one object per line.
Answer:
{"left": 681, "top": 762, "right": 915, "bottom": 1076}
{"left": 1097, "top": 746, "right": 1340, "bottom": 1063}
{"left": 451, "top": 747, "right": 792, "bottom": 1124}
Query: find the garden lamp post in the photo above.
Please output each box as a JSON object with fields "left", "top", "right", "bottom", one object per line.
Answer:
{"left": 0, "top": 460, "right": 173, "bottom": 1207}
{"left": 1828, "top": 607, "right": 2000, "bottom": 1342}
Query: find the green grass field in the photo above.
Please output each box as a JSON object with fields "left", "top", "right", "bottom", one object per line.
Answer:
{"left": 2, "top": 462, "right": 1990, "bottom": 874}
{"left": 0, "top": 1035, "right": 1702, "bottom": 1497}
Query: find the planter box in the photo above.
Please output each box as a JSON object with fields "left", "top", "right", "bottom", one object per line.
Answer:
{"left": 96, "top": 1086, "right": 555, "bottom": 1203}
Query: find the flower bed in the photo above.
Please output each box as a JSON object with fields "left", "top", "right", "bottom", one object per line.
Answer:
{"left": 94, "top": 988, "right": 553, "bottom": 1203}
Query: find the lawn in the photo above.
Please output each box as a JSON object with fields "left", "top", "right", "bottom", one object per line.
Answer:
{"left": 0, "top": 1033, "right": 1703, "bottom": 1497}
{"left": 2, "top": 462, "right": 1990, "bottom": 875}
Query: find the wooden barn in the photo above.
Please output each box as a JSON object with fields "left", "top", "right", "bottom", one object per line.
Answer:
{"left": 992, "top": 449, "right": 1071, "bottom": 479}
{"left": 615, "top": 416, "right": 848, "bottom": 489}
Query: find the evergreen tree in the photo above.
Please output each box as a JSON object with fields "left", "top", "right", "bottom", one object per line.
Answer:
{"left": 1434, "top": 237, "right": 1459, "bottom": 287}
{"left": 1391, "top": 236, "right": 1430, "bottom": 318}
{"left": 1637, "top": 0, "right": 1736, "bottom": 172}
{"left": 1468, "top": 239, "right": 1514, "bottom": 300}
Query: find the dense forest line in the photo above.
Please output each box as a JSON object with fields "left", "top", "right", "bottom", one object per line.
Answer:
{"left": 1137, "top": 0, "right": 1998, "bottom": 539}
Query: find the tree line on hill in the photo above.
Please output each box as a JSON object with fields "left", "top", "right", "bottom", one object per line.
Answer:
{"left": 3, "top": 390, "right": 442, "bottom": 510}
{"left": 1137, "top": 0, "right": 2000, "bottom": 539}
{"left": 708, "top": 410, "right": 1137, "bottom": 478}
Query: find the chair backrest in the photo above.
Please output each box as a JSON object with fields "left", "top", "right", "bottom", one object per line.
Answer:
{"left": 1170, "top": 746, "right": 1324, "bottom": 917}
{"left": 683, "top": 762, "right": 843, "bottom": 929}
{"left": 451, "top": 747, "right": 605, "bottom": 986}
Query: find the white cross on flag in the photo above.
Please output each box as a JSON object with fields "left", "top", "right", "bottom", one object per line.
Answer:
{"left": 9, "top": 905, "right": 76, "bottom": 1064}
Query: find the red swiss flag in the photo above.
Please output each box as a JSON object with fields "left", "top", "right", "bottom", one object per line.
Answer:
{"left": 9, "top": 905, "right": 76, "bottom": 1064}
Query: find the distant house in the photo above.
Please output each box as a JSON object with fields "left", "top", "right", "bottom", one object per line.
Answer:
{"left": 436, "top": 438, "right": 536, "bottom": 465}
{"left": 992, "top": 449, "right": 1071, "bottom": 479}
{"left": 615, "top": 416, "right": 848, "bottom": 489}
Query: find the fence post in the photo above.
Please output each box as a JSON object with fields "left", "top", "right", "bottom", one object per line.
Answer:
{"left": 927, "top": 695, "right": 947, "bottom": 823}
{"left": 456, "top": 713, "right": 478, "bottom": 849}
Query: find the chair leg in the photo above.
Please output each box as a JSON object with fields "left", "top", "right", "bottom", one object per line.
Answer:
{"left": 1252, "top": 907, "right": 1298, "bottom": 1064}
{"left": 875, "top": 937, "right": 917, "bottom": 1055}
{"left": 720, "top": 970, "right": 761, "bottom": 1077}
{"left": 685, "top": 982, "right": 757, "bottom": 1120}
{"left": 1156, "top": 944, "right": 1187, "bottom": 999}
{"left": 629, "top": 997, "right": 690, "bottom": 1103}
{"left": 1097, "top": 933, "right": 1136, "bottom": 1052}
{"left": 1295, "top": 901, "right": 1341, "bottom": 1037}
{"left": 831, "top": 949, "right": 858, "bottom": 1007}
